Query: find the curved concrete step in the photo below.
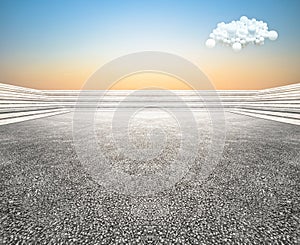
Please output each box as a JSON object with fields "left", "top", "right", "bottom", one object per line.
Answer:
{"left": 0, "top": 109, "right": 70, "bottom": 126}
{"left": 231, "top": 109, "right": 300, "bottom": 125}
{"left": 232, "top": 108, "right": 300, "bottom": 120}
{"left": 0, "top": 108, "right": 69, "bottom": 120}
{"left": 235, "top": 106, "right": 300, "bottom": 114}
{"left": 0, "top": 106, "right": 62, "bottom": 113}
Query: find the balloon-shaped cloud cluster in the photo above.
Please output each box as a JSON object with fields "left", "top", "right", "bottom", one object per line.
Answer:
{"left": 206, "top": 16, "right": 278, "bottom": 52}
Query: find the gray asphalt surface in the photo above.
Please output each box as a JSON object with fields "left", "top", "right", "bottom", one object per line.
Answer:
{"left": 0, "top": 112, "right": 299, "bottom": 244}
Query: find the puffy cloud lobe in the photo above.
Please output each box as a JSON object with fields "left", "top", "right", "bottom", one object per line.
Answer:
{"left": 206, "top": 16, "right": 278, "bottom": 52}
{"left": 205, "top": 39, "right": 216, "bottom": 48}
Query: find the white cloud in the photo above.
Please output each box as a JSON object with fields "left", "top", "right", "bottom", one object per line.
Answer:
{"left": 206, "top": 16, "right": 278, "bottom": 52}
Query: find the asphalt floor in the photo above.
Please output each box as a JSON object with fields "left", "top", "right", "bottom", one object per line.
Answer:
{"left": 0, "top": 111, "right": 299, "bottom": 244}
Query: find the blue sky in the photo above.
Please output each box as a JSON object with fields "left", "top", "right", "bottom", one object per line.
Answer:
{"left": 0, "top": 0, "right": 299, "bottom": 89}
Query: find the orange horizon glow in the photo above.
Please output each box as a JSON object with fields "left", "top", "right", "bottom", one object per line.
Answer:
{"left": 1, "top": 48, "right": 299, "bottom": 91}
{"left": 2, "top": 67, "right": 299, "bottom": 91}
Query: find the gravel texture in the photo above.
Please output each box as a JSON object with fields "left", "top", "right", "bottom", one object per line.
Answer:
{"left": 0, "top": 111, "right": 299, "bottom": 244}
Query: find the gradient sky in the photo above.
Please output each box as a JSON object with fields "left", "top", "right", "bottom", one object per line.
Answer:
{"left": 0, "top": 0, "right": 300, "bottom": 90}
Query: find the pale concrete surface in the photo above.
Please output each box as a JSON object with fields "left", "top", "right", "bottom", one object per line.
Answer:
{"left": 1, "top": 82, "right": 299, "bottom": 126}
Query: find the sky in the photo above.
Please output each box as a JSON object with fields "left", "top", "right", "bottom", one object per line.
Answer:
{"left": 0, "top": 0, "right": 300, "bottom": 90}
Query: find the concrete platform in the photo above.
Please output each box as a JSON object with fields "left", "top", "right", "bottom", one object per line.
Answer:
{"left": 1, "top": 82, "right": 299, "bottom": 126}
